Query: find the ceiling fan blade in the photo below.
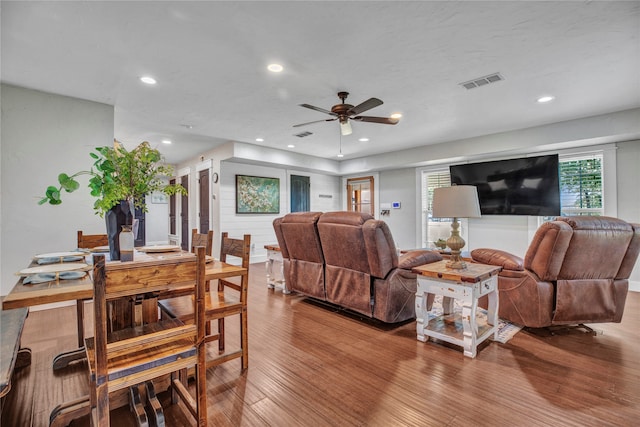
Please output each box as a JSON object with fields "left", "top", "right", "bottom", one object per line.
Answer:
{"left": 347, "top": 98, "right": 383, "bottom": 116}
{"left": 292, "top": 118, "right": 337, "bottom": 128}
{"left": 352, "top": 116, "right": 399, "bottom": 125}
{"left": 299, "top": 103, "right": 336, "bottom": 116}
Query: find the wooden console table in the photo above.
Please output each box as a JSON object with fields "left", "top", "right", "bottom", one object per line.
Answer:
{"left": 413, "top": 260, "right": 501, "bottom": 358}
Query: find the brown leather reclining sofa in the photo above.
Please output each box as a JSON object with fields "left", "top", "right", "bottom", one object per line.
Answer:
{"left": 273, "top": 211, "right": 442, "bottom": 323}
{"left": 471, "top": 216, "right": 640, "bottom": 328}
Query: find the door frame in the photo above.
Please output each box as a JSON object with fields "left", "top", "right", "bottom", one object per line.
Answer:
{"left": 341, "top": 172, "right": 379, "bottom": 217}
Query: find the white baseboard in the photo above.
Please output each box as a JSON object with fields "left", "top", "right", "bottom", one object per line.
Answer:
{"left": 629, "top": 280, "right": 639, "bottom": 292}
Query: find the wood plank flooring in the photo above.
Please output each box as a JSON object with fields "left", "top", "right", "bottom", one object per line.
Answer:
{"left": 2, "top": 262, "right": 639, "bottom": 426}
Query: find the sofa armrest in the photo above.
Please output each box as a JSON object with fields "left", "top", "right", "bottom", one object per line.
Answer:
{"left": 398, "top": 250, "right": 443, "bottom": 269}
{"left": 471, "top": 248, "right": 524, "bottom": 271}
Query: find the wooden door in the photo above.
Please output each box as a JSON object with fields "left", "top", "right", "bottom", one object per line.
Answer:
{"left": 181, "top": 175, "right": 189, "bottom": 251}
{"left": 291, "top": 175, "right": 310, "bottom": 212}
{"left": 134, "top": 205, "right": 145, "bottom": 247}
{"left": 169, "top": 178, "right": 177, "bottom": 235}
{"left": 199, "top": 169, "right": 210, "bottom": 233}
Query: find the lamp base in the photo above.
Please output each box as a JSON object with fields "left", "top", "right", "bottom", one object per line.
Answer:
{"left": 445, "top": 217, "right": 468, "bottom": 270}
{"left": 445, "top": 255, "right": 467, "bottom": 270}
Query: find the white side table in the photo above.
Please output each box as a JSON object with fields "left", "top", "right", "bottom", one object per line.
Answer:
{"left": 413, "top": 260, "right": 501, "bottom": 358}
{"left": 264, "top": 244, "right": 290, "bottom": 294}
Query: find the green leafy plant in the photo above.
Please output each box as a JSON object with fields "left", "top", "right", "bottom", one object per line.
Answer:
{"left": 39, "top": 141, "right": 187, "bottom": 216}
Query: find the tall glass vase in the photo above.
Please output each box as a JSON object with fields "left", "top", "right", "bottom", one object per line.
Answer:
{"left": 119, "top": 225, "right": 135, "bottom": 262}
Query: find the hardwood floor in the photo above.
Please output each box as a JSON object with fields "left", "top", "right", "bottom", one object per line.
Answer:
{"left": 3, "top": 262, "right": 640, "bottom": 426}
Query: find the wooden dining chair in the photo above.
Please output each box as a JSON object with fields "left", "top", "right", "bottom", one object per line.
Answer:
{"left": 159, "top": 233, "right": 251, "bottom": 370}
{"left": 86, "top": 247, "right": 208, "bottom": 426}
{"left": 77, "top": 230, "right": 109, "bottom": 250}
{"left": 191, "top": 228, "right": 213, "bottom": 256}
{"left": 158, "top": 229, "right": 214, "bottom": 303}
{"left": 75, "top": 230, "right": 109, "bottom": 348}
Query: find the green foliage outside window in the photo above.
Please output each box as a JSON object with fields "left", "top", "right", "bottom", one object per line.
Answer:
{"left": 559, "top": 157, "right": 603, "bottom": 216}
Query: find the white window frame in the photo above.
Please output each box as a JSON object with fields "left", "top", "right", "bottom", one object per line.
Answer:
{"left": 416, "top": 166, "right": 469, "bottom": 249}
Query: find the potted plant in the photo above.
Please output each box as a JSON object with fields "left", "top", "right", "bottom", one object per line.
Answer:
{"left": 39, "top": 141, "right": 187, "bottom": 260}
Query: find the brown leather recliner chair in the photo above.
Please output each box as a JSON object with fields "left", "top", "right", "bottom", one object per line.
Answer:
{"left": 273, "top": 212, "right": 325, "bottom": 299}
{"left": 471, "top": 216, "right": 640, "bottom": 328}
{"left": 316, "top": 211, "right": 441, "bottom": 323}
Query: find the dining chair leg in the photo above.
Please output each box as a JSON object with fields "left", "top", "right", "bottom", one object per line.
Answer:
{"left": 218, "top": 318, "right": 225, "bottom": 352}
{"left": 241, "top": 307, "right": 248, "bottom": 370}
{"left": 129, "top": 385, "right": 149, "bottom": 427}
{"left": 76, "top": 300, "right": 85, "bottom": 348}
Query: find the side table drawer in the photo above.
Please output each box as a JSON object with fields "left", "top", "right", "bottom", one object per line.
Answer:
{"left": 477, "top": 276, "right": 497, "bottom": 297}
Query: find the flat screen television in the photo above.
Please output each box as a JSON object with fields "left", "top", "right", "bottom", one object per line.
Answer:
{"left": 450, "top": 154, "right": 560, "bottom": 216}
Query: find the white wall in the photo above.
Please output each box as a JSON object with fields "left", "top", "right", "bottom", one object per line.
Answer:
{"left": 144, "top": 193, "right": 170, "bottom": 245}
{"left": 616, "top": 140, "right": 640, "bottom": 290}
{"left": 0, "top": 84, "right": 114, "bottom": 297}
{"left": 379, "top": 168, "right": 418, "bottom": 250}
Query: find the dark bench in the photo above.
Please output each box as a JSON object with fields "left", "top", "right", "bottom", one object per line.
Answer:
{"left": 0, "top": 305, "right": 30, "bottom": 412}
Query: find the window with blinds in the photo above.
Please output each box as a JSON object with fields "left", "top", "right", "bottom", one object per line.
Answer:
{"left": 421, "top": 169, "right": 451, "bottom": 247}
{"left": 558, "top": 153, "right": 603, "bottom": 216}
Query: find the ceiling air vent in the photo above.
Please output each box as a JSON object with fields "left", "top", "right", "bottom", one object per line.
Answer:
{"left": 294, "top": 131, "right": 313, "bottom": 138}
{"left": 460, "top": 73, "right": 504, "bottom": 90}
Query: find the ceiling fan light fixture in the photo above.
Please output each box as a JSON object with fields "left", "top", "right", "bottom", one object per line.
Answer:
{"left": 390, "top": 112, "right": 402, "bottom": 119}
{"left": 340, "top": 119, "right": 352, "bottom": 136}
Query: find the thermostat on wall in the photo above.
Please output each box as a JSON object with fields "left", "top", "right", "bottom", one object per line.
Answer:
{"left": 392, "top": 202, "right": 401, "bottom": 209}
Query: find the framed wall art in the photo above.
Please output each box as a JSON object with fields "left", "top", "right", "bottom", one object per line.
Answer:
{"left": 150, "top": 192, "right": 168, "bottom": 204}
{"left": 235, "top": 175, "right": 280, "bottom": 214}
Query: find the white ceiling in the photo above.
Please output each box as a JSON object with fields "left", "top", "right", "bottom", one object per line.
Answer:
{"left": 2, "top": 1, "right": 639, "bottom": 164}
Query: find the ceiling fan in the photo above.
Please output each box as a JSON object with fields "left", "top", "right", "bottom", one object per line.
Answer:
{"left": 293, "top": 91, "right": 399, "bottom": 136}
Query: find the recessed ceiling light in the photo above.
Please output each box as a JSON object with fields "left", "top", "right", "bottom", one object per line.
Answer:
{"left": 256, "top": 138, "right": 264, "bottom": 142}
{"left": 390, "top": 112, "right": 402, "bottom": 119}
{"left": 140, "top": 76, "right": 157, "bottom": 85}
{"left": 537, "top": 95, "right": 555, "bottom": 103}
{"left": 267, "top": 63, "right": 283, "bottom": 73}
{"left": 161, "top": 139, "right": 172, "bottom": 144}
{"left": 287, "top": 144, "right": 295, "bottom": 148}
{"left": 359, "top": 138, "right": 369, "bottom": 142}
{"left": 180, "top": 124, "right": 193, "bottom": 129}
{"left": 337, "top": 154, "right": 344, "bottom": 158}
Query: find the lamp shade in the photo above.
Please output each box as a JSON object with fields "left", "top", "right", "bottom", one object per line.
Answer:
{"left": 432, "top": 185, "right": 481, "bottom": 218}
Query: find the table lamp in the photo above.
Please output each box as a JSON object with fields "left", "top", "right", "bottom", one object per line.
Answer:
{"left": 432, "top": 185, "right": 481, "bottom": 269}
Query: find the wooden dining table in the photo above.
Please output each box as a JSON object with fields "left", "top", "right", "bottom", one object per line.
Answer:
{"left": 2, "top": 249, "right": 248, "bottom": 370}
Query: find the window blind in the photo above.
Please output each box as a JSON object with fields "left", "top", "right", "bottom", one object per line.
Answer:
{"left": 421, "top": 170, "right": 451, "bottom": 246}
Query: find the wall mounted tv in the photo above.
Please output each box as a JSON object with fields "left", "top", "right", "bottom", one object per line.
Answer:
{"left": 450, "top": 154, "right": 560, "bottom": 216}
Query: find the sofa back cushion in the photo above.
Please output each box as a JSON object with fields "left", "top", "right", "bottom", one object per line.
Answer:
{"left": 525, "top": 216, "right": 636, "bottom": 281}
{"left": 273, "top": 212, "right": 326, "bottom": 298}
{"left": 273, "top": 212, "right": 324, "bottom": 263}
{"left": 318, "top": 211, "right": 397, "bottom": 279}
